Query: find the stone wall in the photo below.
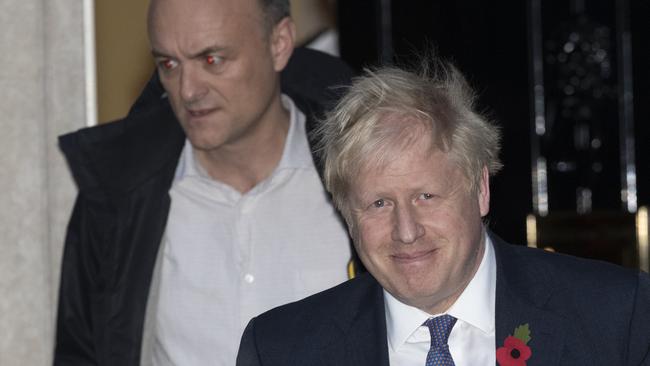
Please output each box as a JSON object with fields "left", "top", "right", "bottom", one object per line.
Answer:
{"left": 0, "top": 0, "right": 88, "bottom": 364}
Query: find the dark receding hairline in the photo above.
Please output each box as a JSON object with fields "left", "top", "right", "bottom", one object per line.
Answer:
{"left": 147, "top": 0, "right": 290, "bottom": 35}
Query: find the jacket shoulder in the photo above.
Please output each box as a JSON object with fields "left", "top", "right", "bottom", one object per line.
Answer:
{"left": 494, "top": 236, "right": 650, "bottom": 362}
{"left": 500, "top": 240, "right": 639, "bottom": 292}
{"left": 258, "top": 272, "right": 377, "bottom": 323}
{"left": 281, "top": 47, "right": 354, "bottom": 112}
{"left": 59, "top": 101, "right": 184, "bottom": 193}
{"left": 250, "top": 273, "right": 379, "bottom": 348}
{"left": 495, "top": 237, "right": 648, "bottom": 341}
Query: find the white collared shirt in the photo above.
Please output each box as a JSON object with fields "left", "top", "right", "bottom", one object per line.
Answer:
{"left": 385, "top": 235, "right": 496, "bottom": 365}
{"left": 152, "top": 95, "right": 351, "bottom": 366}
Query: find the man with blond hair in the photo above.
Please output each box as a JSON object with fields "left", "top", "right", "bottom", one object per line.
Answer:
{"left": 237, "top": 60, "right": 650, "bottom": 365}
{"left": 54, "top": 0, "right": 355, "bottom": 365}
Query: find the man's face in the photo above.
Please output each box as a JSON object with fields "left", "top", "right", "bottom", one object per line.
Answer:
{"left": 148, "top": 0, "right": 293, "bottom": 152}
{"left": 348, "top": 133, "right": 490, "bottom": 314}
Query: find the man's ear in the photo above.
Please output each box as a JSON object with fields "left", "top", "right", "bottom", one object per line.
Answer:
{"left": 478, "top": 166, "right": 491, "bottom": 217}
{"left": 269, "top": 17, "right": 296, "bottom": 72}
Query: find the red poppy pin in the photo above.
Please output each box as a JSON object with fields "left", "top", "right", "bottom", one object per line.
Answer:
{"left": 496, "top": 323, "right": 532, "bottom": 366}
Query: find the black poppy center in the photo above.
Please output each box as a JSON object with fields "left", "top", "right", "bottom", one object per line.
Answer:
{"left": 510, "top": 348, "right": 521, "bottom": 358}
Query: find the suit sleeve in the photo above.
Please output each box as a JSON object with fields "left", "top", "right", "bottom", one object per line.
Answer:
{"left": 236, "top": 318, "right": 264, "bottom": 366}
{"left": 627, "top": 270, "right": 650, "bottom": 365}
{"left": 53, "top": 194, "right": 100, "bottom": 365}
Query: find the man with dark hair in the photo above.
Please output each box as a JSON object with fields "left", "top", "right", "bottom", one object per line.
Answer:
{"left": 236, "top": 61, "right": 650, "bottom": 365}
{"left": 54, "top": 0, "right": 355, "bottom": 365}
{"left": 258, "top": 0, "right": 291, "bottom": 28}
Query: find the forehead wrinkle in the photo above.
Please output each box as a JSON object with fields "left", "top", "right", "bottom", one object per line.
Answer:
{"left": 148, "top": 0, "right": 267, "bottom": 55}
{"left": 356, "top": 141, "right": 462, "bottom": 199}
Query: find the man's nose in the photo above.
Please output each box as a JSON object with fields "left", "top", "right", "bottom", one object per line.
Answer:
{"left": 179, "top": 66, "right": 208, "bottom": 104}
{"left": 391, "top": 204, "right": 425, "bottom": 244}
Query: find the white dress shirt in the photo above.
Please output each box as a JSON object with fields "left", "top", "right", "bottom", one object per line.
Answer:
{"left": 152, "top": 95, "right": 351, "bottom": 366}
{"left": 385, "top": 235, "right": 496, "bottom": 365}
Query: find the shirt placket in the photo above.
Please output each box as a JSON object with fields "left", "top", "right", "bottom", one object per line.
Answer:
{"left": 237, "top": 192, "right": 257, "bottom": 330}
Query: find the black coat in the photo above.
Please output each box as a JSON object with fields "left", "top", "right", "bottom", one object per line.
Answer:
{"left": 237, "top": 233, "right": 650, "bottom": 366}
{"left": 54, "top": 48, "right": 355, "bottom": 366}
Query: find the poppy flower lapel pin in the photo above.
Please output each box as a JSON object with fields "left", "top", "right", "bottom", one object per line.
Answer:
{"left": 496, "top": 323, "right": 532, "bottom": 366}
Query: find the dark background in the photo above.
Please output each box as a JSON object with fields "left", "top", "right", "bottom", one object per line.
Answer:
{"left": 337, "top": 0, "right": 649, "bottom": 248}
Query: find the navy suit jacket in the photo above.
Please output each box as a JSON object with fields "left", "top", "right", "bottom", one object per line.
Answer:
{"left": 237, "top": 234, "right": 650, "bottom": 365}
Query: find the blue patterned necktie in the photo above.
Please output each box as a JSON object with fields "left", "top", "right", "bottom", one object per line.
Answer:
{"left": 424, "top": 315, "right": 457, "bottom": 366}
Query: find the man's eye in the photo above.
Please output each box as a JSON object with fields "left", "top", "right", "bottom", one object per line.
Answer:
{"left": 372, "top": 199, "right": 385, "bottom": 208}
{"left": 420, "top": 193, "right": 434, "bottom": 200}
{"left": 159, "top": 59, "right": 177, "bottom": 70}
{"left": 205, "top": 55, "right": 221, "bottom": 65}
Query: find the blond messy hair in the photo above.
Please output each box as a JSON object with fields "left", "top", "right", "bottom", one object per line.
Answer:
{"left": 317, "top": 59, "right": 502, "bottom": 220}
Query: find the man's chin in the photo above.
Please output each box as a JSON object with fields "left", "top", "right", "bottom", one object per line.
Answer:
{"left": 185, "top": 133, "right": 228, "bottom": 153}
{"left": 386, "top": 276, "right": 450, "bottom": 308}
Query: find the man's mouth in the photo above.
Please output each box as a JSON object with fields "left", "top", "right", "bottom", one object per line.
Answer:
{"left": 187, "top": 108, "right": 216, "bottom": 118}
{"left": 391, "top": 249, "right": 438, "bottom": 264}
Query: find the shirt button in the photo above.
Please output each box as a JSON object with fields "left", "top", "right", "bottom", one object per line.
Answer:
{"left": 244, "top": 274, "right": 255, "bottom": 283}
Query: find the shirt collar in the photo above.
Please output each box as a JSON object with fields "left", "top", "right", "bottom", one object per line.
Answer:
{"left": 173, "top": 94, "right": 311, "bottom": 183}
{"left": 384, "top": 232, "right": 496, "bottom": 351}
{"left": 275, "top": 94, "right": 312, "bottom": 171}
{"left": 174, "top": 139, "right": 205, "bottom": 182}
{"left": 384, "top": 287, "right": 432, "bottom": 351}
{"left": 446, "top": 234, "right": 496, "bottom": 334}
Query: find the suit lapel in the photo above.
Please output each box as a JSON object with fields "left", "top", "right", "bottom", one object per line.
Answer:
{"left": 492, "top": 235, "right": 567, "bottom": 366}
{"left": 345, "top": 285, "right": 390, "bottom": 366}
{"left": 318, "top": 274, "right": 390, "bottom": 366}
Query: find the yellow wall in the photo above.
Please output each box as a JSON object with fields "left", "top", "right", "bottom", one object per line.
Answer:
{"left": 96, "top": 0, "right": 154, "bottom": 123}
{"left": 292, "top": 0, "right": 335, "bottom": 45}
